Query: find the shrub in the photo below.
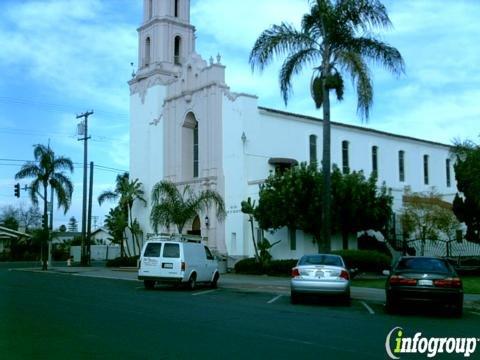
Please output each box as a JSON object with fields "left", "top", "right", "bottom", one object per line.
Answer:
{"left": 332, "top": 250, "right": 392, "bottom": 273}
{"left": 234, "top": 258, "right": 264, "bottom": 275}
{"left": 266, "top": 259, "right": 297, "bottom": 276}
{"left": 106, "top": 256, "right": 139, "bottom": 267}
{"left": 234, "top": 258, "right": 297, "bottom": 276}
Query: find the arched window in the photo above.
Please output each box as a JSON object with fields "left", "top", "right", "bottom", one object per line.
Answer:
{"left": 182, "top": 112, "right": 198, "bottom": 180}
{"left": 372, "top": 146, "right": 378, "bottom": 175}
{"left": 193, "top": 122, "right": 199, "bottom": 178}
{"left": 342, "top": 140, "right": 349, "bottom": 174}
{"left": 174, "top": 0, "right": 179, "bottom": 17}
{"left": 309, "top": 135, "right": 317, "bottom": 166}
{"left": 446, "top": 159, "right": 451, "bottom": 187}
{"left": 423, "top": 155, "right": 429, "bottom": 185}
{"left": 147, "top": 0, "right": 153, "bottom": 18}
{"left": 174, "top": 36, "right": 181, "bottom": 65}
{"left": 145, "top": 37, "right": 151, "bottom": 66}
{"left": 399, "top": 150, "right": 405, "bottom": 182}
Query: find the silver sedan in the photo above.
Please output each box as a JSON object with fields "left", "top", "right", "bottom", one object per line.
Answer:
{"left": 290, "top": 254, "right": 350, "bottom": 304}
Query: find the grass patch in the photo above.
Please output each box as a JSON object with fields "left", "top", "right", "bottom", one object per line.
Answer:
{"left": 352, "top": 277, "right": 480, "bottom": 294}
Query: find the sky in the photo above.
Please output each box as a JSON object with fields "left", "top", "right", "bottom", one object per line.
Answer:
{"left": 0, "top": 0, "right": 479, "bottom": 230}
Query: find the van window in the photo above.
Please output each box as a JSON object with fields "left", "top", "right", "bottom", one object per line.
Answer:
{"left": 204, "top": 246, "right": 214, "bottom": 260}
{"left": 144, "top": 243, "right": 161, "bottom": 257}
{"left": 163, "top": 243, "right": 180, "bottom": 258}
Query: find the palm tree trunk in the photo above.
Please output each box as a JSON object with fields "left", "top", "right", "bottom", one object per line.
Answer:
{"left": 42, "top": 183, "right": 49, "bottom": 270}
{"left": 128, "top": 205, "right": 140, "bottom": 257}
{"left": 320, "top": 79, "right": 332, "bottom": 253}
{"left": 250, "top": 217, "right": 259, "bottom": 262}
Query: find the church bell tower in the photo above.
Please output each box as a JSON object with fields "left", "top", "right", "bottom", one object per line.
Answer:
{"left": 135, "top": 0, "right": 195, "bottom": 79}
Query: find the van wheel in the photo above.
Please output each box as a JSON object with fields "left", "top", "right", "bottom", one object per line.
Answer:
{"left": 144, "top": 280, "right": 155, "bottom": 290}
{"left": 188, "top": 274, "right": 197, "bottom": 290}
{"left": 210, "top": 273, "right": 219, "bottom": 289}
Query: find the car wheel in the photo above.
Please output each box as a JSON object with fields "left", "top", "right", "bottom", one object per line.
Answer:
{"left": 342, "top": 294, "right": 351, "bottom": 306}
{"left": 452, "top": 300, "right": 463, "bottom": 318}
{"left": 188, "top": 274, "right": 197, "bottom": 290}
{"left": 291, "top": 291, "right": 300, "bottom": 304}
{"left": 385, "top": 297, "right": 397, "bottom": 314}
{"left": 144, "top": 280, "right": 155, "bottom": 290}
{"left": 210, "top": 273, "right": 219, "bottom": 289}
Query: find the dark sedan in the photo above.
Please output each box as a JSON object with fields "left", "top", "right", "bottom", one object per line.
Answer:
{"left": 385, "top": 256, "right": 463, "bottom": 317}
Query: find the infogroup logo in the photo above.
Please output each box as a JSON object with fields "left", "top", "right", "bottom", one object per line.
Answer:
{"left": 385, "top": 327, "right": 479, "bottom": 359}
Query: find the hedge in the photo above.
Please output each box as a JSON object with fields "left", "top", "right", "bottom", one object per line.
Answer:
{"left": 332, "top": 250, "right": 392, "bottom": 273}
{"left": 234, "top": 258, "right": 297, "bottom": 276}
{"left": 235, "top": 250, "right": 392, "bottom": 276}
{"left": 106, "top": 256, "right": 139, "bottom": 267}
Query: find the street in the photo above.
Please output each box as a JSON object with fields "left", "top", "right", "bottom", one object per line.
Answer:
{"left": 1, "top": 263, "right": 479, "bottom": 360}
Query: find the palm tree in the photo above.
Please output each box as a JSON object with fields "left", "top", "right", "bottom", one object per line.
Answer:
{"left": 249, "top": 0, "right": 404, "bottom": 251}
{"left": 15, "top": 144, "right": 74, "bottom": 270}
{"left": 98, "top": 172, "right": 146, "bottom": 256}
{"left": 150, "top": 180, "right": 226, "bottom": 235}
{"left": 104, "top": 206, "right": 129, "bottom": 257}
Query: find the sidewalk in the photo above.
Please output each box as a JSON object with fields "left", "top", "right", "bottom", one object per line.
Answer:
{"left": 37, "top": 265, "right": 480, "bottom": 307}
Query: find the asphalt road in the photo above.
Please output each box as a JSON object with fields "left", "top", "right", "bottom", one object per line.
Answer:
{"left": 1, "top": 263, "right": 479, "bottom": 360}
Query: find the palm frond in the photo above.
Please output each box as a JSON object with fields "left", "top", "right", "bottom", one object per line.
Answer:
{"left": 337, "top": 0, "right": 392, "bottom": 31}
{"left": 249, "top": 23, "right": 314, "bottom": 73}
{"left": 98, "top": 191, "right": 118, "bottom": 205}
{"left": 280, "top": 48, "right": 320, "bottom": 104}
{"left": 50, "top": 178, "right": 71, "bottom": 213}
{"left": 15, "top": 163, "right": 41, "bottom": 180}
{"left": 53, "top": 156, "right": 74, "bottom": 173}
{"left": 350, "top": 37, "right": 405, "bottom": 76}
{"left": 151, "top": 181, "right": 180, "bottom": 205}
{"left": 51, "top": 172, "right": 74, "bottom": 197}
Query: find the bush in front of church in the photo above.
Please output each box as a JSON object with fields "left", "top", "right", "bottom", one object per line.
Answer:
{"left": 234, "top": 258, "right": 297, "bottom": 276}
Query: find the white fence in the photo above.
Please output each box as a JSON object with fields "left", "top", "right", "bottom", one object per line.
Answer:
{"left": 70, "top": 245, "right": 120, "bottom": 262}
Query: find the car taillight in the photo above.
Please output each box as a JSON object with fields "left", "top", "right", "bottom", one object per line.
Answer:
{"left": 340, "top": 270, "right": 350, "bottom": 280}
{"left": 434, "top": 277, "right": 462, "bottom": 288}
{"left": 181, "top": 262, "right": 186, "bottom": 271}
{"left": 389, "top": 275, "right": 417, "bottom": 286}
{"left": 291, "top": 268, "right": 300, "bottom": 277}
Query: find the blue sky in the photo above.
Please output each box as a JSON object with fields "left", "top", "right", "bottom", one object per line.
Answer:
{"left": 1, "top": 0, "right": 479, "bottom": 229}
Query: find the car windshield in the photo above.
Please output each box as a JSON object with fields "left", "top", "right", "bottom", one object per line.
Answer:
{"left": 299, "top": 255, "right": 342, "bottom": 267}
{"left": 143, "top": 243, "right": 161, "bottom": 257}
{"left": 396, "top": 258, "right": 450, "bottom": 273}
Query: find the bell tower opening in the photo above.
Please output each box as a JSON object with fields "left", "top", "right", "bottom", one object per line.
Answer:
{"left": 174, "top": 36, "right": 182, "bottom": 65}
{"left": 182, "top": 112, "right": 199, "bottom": 180}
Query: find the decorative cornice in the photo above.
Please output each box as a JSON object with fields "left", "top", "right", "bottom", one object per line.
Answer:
{"left": 129, "top": 73, "right": 178, "bottom": 104}
{"left": 223, "top": 89, "right": 258, "bottom": 102}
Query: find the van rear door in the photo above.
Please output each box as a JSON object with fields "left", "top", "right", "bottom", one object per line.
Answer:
{"left": 159, "top": 243, "right": 183, "bottom": 279}
{"left": 140, "top": 242, "right": 162, "bottom": 277}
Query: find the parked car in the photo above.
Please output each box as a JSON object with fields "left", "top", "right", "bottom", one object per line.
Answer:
{"left": 290, "top": 254, "right": 350, "bottom": 304}
{"left": 384, "top": 256, "right": 464, "bottom": 317}
{"left": 138, "top": 237, "right": 219, "bottom": 290}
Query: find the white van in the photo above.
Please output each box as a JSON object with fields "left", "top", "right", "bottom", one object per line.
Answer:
{"left": 138, "top": 238, "right": 219, "bottom": 290}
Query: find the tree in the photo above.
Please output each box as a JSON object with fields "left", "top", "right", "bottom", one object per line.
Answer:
{"left": 150, "top": 180, "right": 226, "bottom": 235}
{"left": 0, "top": 206, "right": 19, "bottom": 230}
{"left": 331, "top": 166, "right": 392, "bottom": 249}
{"left": 255, "top": 163, "right": 392, "bottom": 252}
{"left": 68, "top": 216, "right": 78, "bottom": 232}
{"left": 451, "top": 140, "right": 480, "bottom": 243}
{"left": 104, "top": 206, "right": 128, "bottom": 257}
{"left": 240, "top": 198, "right": 260, "bottom": 262}
{"left": 401, "top": 191, "right": 461, "bottom": 256}
{"left": 17, "top": 204, "right": 42, "bottom": 231}
{"left": 249, "top": 0, "right": 404, "bottom": 251}
{"left": 15, "top": 144, "right": 73, "bottom": 270}
{"left": 98, "top": 172, "right": 146, "bottom": 256}
{"left": 255, "top": 163, "right": 323, "bottom": 248}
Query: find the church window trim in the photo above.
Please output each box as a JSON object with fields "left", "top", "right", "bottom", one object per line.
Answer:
{"left": 423, "top": 154, "right": 429, "bottom": 185}
{"left": 145, "top": 37, "right": 151, "bottom": 67}
{"left": 193, "top": 122, "right": 199, "bottom": 178}
{"left": 446, "top": 158, "right": 451, "bottom": 187}
{"left": 342, "top": 140, "right": 349, "bottom": 174}
{"left": 309, "top": 134, "right": 317, "bottom": 166}
{"left": 174, "top": 36, "right": 181, "bottom": 65}
{"left": 372, "top": 145, "right": 378, "bottom": 175}
{"left": 399, "top": 150, "right": 405, "bottom": 182}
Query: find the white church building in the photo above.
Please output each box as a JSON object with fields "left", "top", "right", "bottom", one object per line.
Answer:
{"left": 129, "top": 0, "right": 456, "bottom": 259}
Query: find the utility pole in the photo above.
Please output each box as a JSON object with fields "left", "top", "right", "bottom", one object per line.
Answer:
{"left": 77, "top": 110, "right": 93, "bottom": 266}
{"left": 87, "top": 161, "right": 94, "bottom": 265}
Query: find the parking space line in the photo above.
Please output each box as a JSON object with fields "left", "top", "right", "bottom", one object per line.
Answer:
{"left": 471, "top": 311, "right": 480, "bottom": 316}
{"left": 267, "top": 295, "right": 283, "bottom": 304}
{"left": 360, "top": 301, "right": 375, "bottom": 315}
{"left": 192, "top": 289, "right": 217, "bottom": 296}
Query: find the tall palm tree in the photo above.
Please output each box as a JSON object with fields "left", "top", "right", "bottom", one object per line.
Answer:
{"left": 15, "top": 144, "right": 74, "bottom": 270}
{"left": 98, "top": 172, "right": 146, "bottom": 256}
{"left": 249, "top": 0, "right": 404, "bottom": 251}
{"left": 150, "top": 180, "right": 226, "bottom": 235}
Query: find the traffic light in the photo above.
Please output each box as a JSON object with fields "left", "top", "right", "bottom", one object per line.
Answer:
{"left": 42, "top": 214, "right": 48, "bottom": 228}
{"left": 14, "top": 183, "right": 20, "bottom": 198}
